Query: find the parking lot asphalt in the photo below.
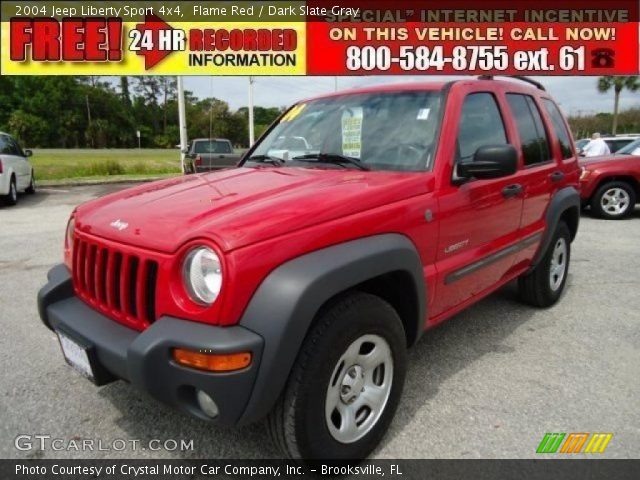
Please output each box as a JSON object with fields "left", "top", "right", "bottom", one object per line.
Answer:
{"left": 0, "top": 183, "right": 639, "bottom": 459}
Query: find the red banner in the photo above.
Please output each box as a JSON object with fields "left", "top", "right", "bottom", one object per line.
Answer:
{"left": 306, "top": 0, "right": 639, "bottom": 75}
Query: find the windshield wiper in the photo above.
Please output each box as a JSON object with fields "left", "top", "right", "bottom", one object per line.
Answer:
{"left": 292, "top": 153, "right": 370, "bottom": 171}
{"left": 246, "top": 155, "right": 285, "bottom": 166}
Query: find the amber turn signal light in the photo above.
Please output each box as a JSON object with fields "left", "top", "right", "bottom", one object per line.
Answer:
{"left": 172, "top": 348, "right": 252, "bottom": 372}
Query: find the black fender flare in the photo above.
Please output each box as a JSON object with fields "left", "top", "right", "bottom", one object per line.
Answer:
{"left": 530, "top": 186, "right": 580, "bottom": 269}
{"left": 237, "top": 233, "right": 426, "bottom": 425}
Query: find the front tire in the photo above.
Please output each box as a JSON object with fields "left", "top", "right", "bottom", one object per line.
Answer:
{"left": 518, "top": 221, "right": 571, "bottom": 307}
{"left": 2, "top": 176, "right": 18, "bottom": 206}
{"left": 25, "top": 172, "right": 36, "bottom": 194}
{"left": 267, "top": 292, "right": 407, "bottom": 460}
{"left": 590, "top": 181, "right": 636, "bottom": 219}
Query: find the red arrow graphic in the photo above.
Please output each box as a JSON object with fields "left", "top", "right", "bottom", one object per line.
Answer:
{"left": 133, "top": 14, "right": 175, "bottom": 70}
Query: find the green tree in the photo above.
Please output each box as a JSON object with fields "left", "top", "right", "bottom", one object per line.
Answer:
{"left": 120, "top": 77, "right": 132, "bottom": 107}
{"left": 597, "top": 76, "right": 640, "bottom": 135}
{"left": 134, "top": 77, "right": 163, "bottom": 132}
{"left": 8, "top": 110, "right": 48, "bottom": 147}
{"left": 0, "top": 75, "right": 276, "bottom": 149}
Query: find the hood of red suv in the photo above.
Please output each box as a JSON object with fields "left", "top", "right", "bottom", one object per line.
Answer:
{"left": 579, "top": 155, "right": 623, "bottom": 167}
{"left": 580, "top": 154, "right": 640, "bottom": 170}
{"left": 75, "top": 167, "right": 432, "bottom": 252}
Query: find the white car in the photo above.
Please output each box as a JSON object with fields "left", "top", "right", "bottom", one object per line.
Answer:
{"left": 0, "top": 132, "right": 35, "bottom": 206}
{"left": 602, "top": 135, "right": 637, "bottom": 153}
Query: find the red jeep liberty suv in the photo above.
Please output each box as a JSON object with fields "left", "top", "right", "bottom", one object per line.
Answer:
{"left": 38, "top": 77, "right": 580, "bottom": 460}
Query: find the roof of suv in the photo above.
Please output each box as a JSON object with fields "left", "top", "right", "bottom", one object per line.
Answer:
{"left": 299, "top": 78, "right": 545, "bottom": 104}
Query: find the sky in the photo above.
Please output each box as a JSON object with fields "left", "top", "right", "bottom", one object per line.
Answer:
{"left": 182, "top": 75, "right": 640, "bottom": 116}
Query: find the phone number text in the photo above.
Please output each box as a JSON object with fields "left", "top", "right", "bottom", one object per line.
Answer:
{"left": 345, "top": 46, "right": 586, "bottom": 72}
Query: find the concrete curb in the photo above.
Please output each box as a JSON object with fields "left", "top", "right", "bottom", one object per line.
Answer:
{"left": 38, "top": 175, "right": 177, "bottom": 188}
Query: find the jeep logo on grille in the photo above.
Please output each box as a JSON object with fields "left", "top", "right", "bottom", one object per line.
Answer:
{"left": 109, "top": 219, "right": 129, "bottom": 231}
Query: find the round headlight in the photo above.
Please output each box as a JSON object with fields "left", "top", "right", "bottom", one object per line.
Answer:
{"left": 182, "top": 247, "right": 223, "bottom": 305}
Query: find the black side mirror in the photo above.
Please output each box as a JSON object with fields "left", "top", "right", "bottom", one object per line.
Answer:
{"left": 457, "top": 144, "right": 518, "bottom": 180}
{"left": 24, "top": 149, "right": 33, "bottom": 157}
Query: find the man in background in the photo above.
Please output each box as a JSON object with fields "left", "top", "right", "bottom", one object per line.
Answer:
{"left": 582, "top": 132, "right": 611, "bottom": 157}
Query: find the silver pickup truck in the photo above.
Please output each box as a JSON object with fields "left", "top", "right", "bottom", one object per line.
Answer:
{"left": 185, "top": 138, "right": 241, "bottom": 173}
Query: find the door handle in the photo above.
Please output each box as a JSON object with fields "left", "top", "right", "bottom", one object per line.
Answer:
{"left": 550, "top": 171, "right": 565, "bottom": 183}
{"left": 502, "top": 184, "right": 523, "bottom": 198}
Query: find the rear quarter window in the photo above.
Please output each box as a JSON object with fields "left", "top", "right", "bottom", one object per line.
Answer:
{"left": 542, "top": 99, "right": 573, "bottom": 159}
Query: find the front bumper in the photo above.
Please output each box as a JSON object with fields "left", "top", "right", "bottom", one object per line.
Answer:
{"left": 38, "top": 264, "right": 264, "bottom": 426}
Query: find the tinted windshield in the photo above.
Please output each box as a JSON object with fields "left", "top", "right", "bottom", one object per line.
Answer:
{"left": 616, "top": 138, "right": 640, "bottom": 155}
{"left": 248, "top": 91, "right": 443, "bottom": 171}
{"left": 193, "top": 140, "right": 232, "bottom": 154}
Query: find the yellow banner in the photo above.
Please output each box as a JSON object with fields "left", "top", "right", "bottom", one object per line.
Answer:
{"left": 0, "top": 1, "right": 306, "bottom": 75}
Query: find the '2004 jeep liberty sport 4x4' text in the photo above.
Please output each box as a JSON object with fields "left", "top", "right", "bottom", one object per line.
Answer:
{"left": 39, "top": 77, "right": 580, "bottom": 460}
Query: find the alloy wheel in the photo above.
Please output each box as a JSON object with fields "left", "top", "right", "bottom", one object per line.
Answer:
{"left": 325, "top": 334, "right": 393, "bottom": 444}
{"left": 549, "top": 238, "right": 567, "bottom": 291}
{"left": 601, "top": 187, "right": 631, "bottom": 216}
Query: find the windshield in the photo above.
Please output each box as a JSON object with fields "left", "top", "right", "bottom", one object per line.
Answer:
{"left": 575, "top": 139, "right": 589, "bottom": 149}
{"left": 247, "top": 91, "right": 444, "bottom": 171}
{"left": 616, "top": 138, "right": 640, "bottom": 155}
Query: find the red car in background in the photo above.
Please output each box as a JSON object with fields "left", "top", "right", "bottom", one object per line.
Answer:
{"left": 580, "top": 139, "right": 640, "bottom": 219}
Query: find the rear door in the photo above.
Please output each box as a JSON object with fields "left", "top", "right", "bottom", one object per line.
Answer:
{"left": 513, "top": 96, "right": 577, "bottom": 266}
{"left": 432, "top": 88, "right": 524, "bottom": 319}
{"left": 503, "top": 93, "right": 563, "bottom": 270}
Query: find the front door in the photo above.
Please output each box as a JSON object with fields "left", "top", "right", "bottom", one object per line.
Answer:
{"left": 432, "top": 90, "right": 524, "bottom": 320}
{"left": 6, "top": 136, "right": 30, "bottom": 188}
{"left": 0, "top": 134, "right": 26, "bottom": 188}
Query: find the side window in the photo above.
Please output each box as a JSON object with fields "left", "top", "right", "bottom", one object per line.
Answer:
{"left": 507, "top": 94, "right": 551, "bottom": 166}
{"left": 457, "top": 93, "right": 507, "bottom": 162}
{"left": 0, "top": 135, "right": 12, "bottom": 155}
{"left": 6, "top": 137, "right": 24, "bottom": 156}
{"left": 216, "top": 141, "right": 233, "bottom": 153}
{"left": 542, "top": 99, "right": 573, "bottom": 159}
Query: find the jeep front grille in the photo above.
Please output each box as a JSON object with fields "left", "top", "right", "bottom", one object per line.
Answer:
{"left": 72, "top": 237, "right": 158, "bottom": 329}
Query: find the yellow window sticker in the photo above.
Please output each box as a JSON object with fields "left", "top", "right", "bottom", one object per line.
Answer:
{"left": 341, "top": 107, "right": 363, "bottom": 158}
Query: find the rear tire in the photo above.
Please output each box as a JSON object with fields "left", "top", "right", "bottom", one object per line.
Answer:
{"left": 266, "top": 292, "right": 407, "bottom": 460}
{"left": 518, "top": 221, "right": 571, "bottom": 308}
{"left": 2, "top": 176, "right": 18, "bottom": 206}
{"left": 590, "top": 181, "right": 636, "bottom": 219}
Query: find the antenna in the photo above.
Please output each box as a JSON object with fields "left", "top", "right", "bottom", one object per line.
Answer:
{"left": 177, "top": 76, "right": 188, "bottom": 174}
{"left": 248, "top": 76, "right": 255, "bottom": 146}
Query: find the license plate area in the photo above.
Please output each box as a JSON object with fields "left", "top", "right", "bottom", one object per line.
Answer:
{"left": 55, "top": 330, "right": 113, "bottom": 385}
